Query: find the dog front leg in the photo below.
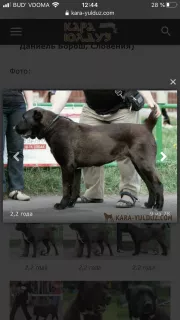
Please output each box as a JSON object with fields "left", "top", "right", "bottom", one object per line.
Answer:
{"left": 106, "top": 243, "right": 114, "bottom": 256}
{"left": 41, "top": 239, "right": 50, "bottom": 255}
{"left": 132, "top": 241, "right": 141, "bottom": 255}
{"left": 32, "top": 242, "right": 37, "bottom": 258}
{"left": 77, "top": 241, "right": 84, "bottom": 257}
{"left": 51, "top": 241, "right": 59, "bottom": 256}
{"left": 54, "top": 166, "right": 74, "bottom": 210}
{"left": 98, "top": 241, "right": 104, "bottom": 255}
{"left": 68, "top": 169, "right": 81, "bottom": 207}
{"left": 157, "top": 238, "right": 168, "bottom": 256}
{"left": 86, "top": 242, "right": 92, "bottom": 258}
{"left": 21, "top": 240, "right": 30, "bottom": 257}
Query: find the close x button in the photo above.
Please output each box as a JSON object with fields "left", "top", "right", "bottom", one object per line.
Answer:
{"left": 170, "top": 79, "right": 176, "bottom": 85}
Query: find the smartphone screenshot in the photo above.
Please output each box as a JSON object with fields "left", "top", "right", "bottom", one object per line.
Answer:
{"left": 0, "top": 1, "right": 179, "bottom": 319}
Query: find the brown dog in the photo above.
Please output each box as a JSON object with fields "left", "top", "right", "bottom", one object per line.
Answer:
{"left": 15, "top": 107, "right": 163, "bottom": 211}
{"left": 126, "top": 285, "right": 170, "bottom": 320}
{"left": 15, "top": 224, "right": 59, "bottom": 258}
{"left": 118, "top": 224, "right": 168, "bottom": 256}
{"left": 69, "top": 224, "right": 113, "bottom": 258}
{"left": 64, "top": 282, "right": 111, "bottom": 320}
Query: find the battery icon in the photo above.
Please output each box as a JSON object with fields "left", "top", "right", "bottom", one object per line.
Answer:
{"left": 166, "top": 2, "right": 178, "bottom": 7}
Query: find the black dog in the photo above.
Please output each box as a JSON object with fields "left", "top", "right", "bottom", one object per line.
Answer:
{"left": 15, "top": 224, "right": 59, "bottom": 258}
{"left": 126, "top": 285, "right": 170, "bottom": 320}
{"left": 64, "top": 282, "right": 111, "bottom": 320}
{"left": 118, "top": 224, "right": 168, "bottom": 256}
{"left": 69, "top": 224, "right": 113, "bottom": 258}
{"left": 15, "top": 107, "right": 163, "bottom": 211}
{"left": 33, "top": 304, "right": 58, "bottom": 320}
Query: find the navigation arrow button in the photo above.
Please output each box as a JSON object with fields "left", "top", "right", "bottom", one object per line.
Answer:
{"left": 13, "top": 152, "right": 20, "bottom": 162}
{"left": 160, "top": 152, "right": 167, "bottom": 162}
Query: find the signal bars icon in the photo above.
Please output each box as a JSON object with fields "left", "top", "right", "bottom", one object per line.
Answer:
{"left": 3, "top": 2, "right": 11, "bottom": 7}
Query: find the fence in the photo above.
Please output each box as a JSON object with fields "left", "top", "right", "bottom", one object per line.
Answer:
{"left": 35, "top": 102, "right": 177, "bottom": 165}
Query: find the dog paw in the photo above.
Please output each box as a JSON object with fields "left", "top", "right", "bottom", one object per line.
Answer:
{"left": 68, "top": 199, "right": 76, "bottom": 207}
{"left": 32, "top": 255, "right": 36, "bottom": 258}
{"left": 144, "top": 202, "right": 153, "bottom": 208}
{"left": 41, "top": 252, "right": 48, "bottom": 256}
{"left": 54, "top": 203, "right": 66, "bottom": 210}
{"left": 153, "top": 204, "right": 163, "bottom": 211}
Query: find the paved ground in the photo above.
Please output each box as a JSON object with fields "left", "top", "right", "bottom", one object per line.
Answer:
{"left": 9, "top": 245, "right": 63, "bottom": 260}
{"left": 3, "top": 194, "right": 177, "bottom": 223}
{"left": 63, "top": 245, "right": 170, "bottom": 260}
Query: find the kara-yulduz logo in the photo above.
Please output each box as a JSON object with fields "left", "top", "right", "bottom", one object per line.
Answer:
{"left": 64, "top": 22, "right": 112, "bottom": 44}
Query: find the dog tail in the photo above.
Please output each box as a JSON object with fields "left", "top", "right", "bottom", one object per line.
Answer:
{"left": 144, "top": 106, "right": 158, "bottom": 131}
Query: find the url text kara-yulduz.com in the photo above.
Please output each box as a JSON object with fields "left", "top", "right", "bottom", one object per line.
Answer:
{"left": 65, "top": 10, "right": 115, "bottom": 17}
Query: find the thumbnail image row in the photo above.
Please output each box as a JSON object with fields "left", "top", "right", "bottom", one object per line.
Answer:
{"left": 9, "top": 223, "right": 170, "bottom": 260}
{"left": 10, "top": 281, "right": 170, "bottom": 320}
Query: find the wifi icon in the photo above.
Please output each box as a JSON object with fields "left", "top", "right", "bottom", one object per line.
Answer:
{"left": 52, "top": 2, "right": 59, "bottom": 8}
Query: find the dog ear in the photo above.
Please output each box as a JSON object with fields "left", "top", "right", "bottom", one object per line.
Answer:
{"left": 33, "top": 110, "right": 43, "bottom": 121}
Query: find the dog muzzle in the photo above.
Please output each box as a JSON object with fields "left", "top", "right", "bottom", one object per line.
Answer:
{"left": 80, "top": 310, "right": 99, "bottom": 320}
{"left": 80, "top": 305, "right": 106, "bottom": 319}
{"left": 80, "top": 311, "right": 94, "bottom": 320}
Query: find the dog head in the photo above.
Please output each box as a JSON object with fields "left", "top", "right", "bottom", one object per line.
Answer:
{"left": 69, "top": 224, "right": 83, "bottom": 231}
{"left": 77, "top": 282, "right": 111, "bottom": 316}
{"left": 15, "top": 107, "right": 55, "bottom": 139}
{"left": 126, "top": 285, "right": 157, "bottom": 319}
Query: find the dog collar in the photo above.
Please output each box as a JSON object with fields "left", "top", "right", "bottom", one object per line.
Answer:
{"left": 42, "top": 115, "right": 60, "bottom": 137}
{"left": 42, "top": 115, "right": 73, "bottom": 138}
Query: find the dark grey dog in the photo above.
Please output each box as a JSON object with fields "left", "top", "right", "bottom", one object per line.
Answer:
{"left": 69, "top": 224, "right": 113, "bottom": 258}
{"left": 126, "top": 285, "right": 170, "bottom": 320}
{"left": 64, "top": 282, "right": 111, "bottom": 320}
{"left": 118, "top": 224, "right": 168, "bottom": 256}
{"left": 33, "top": 304, "right": 58, "bottom": 320}
{"left": 15, "top": 107, "right": 164, "bottom": 211}
{"left": 15, "top": 224, "right": 59, "bottom": 258}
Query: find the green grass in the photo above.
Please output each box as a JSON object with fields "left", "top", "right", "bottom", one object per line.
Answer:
{"left": 5, "top": 118, "right": 177, "bottom": 196}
